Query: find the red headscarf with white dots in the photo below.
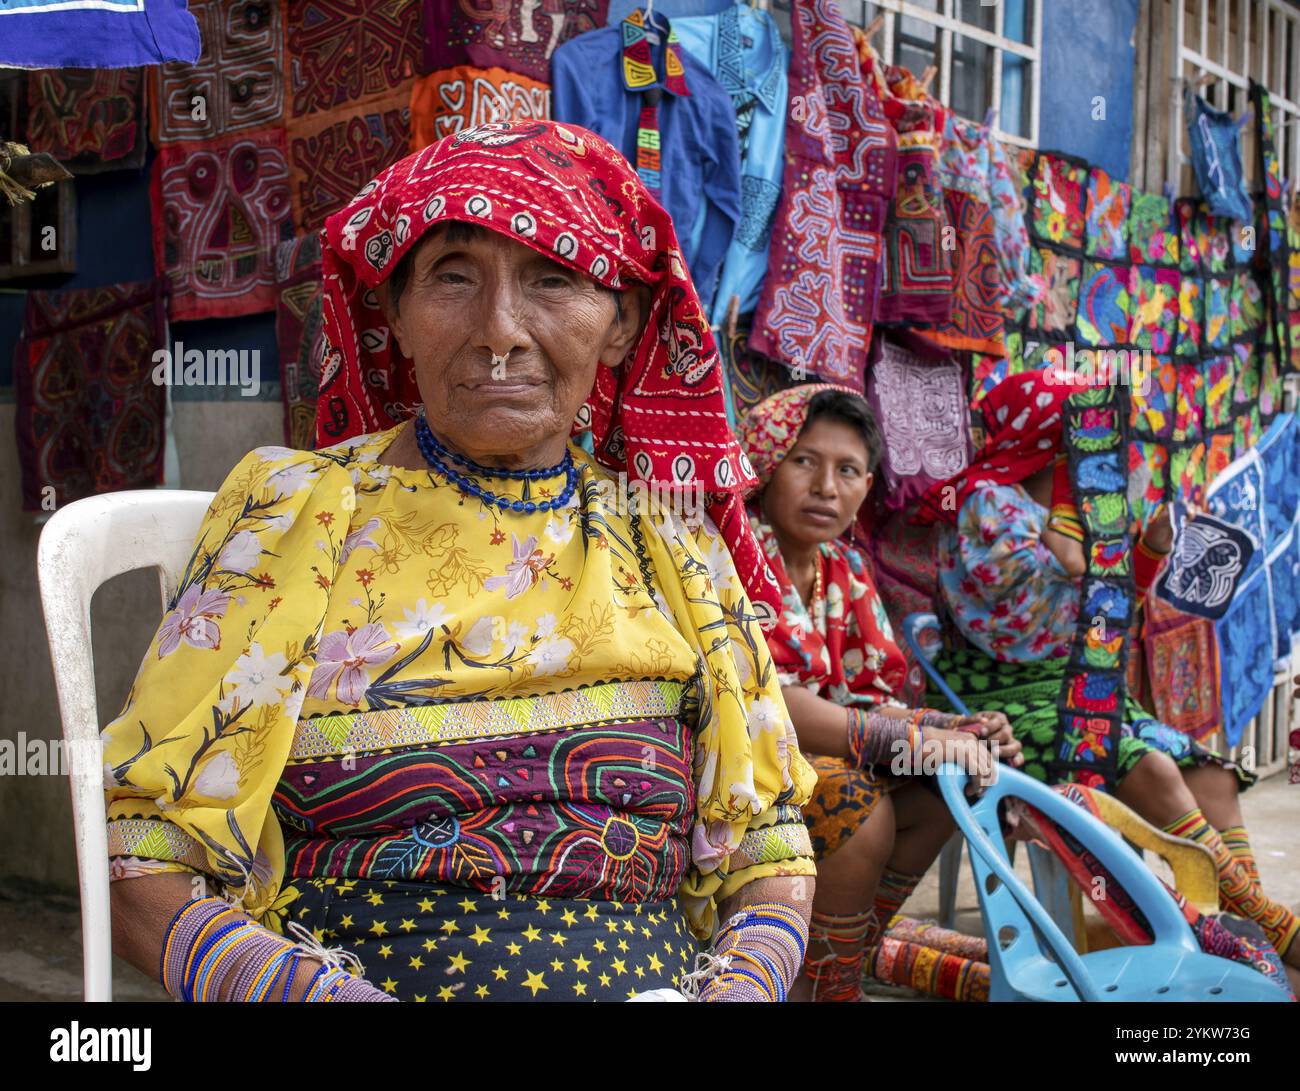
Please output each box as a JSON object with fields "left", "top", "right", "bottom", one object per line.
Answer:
{"left": 314, "top": 119, "right": 780, "bottom": 622}
{"left": 915, "top": 368, "right": 1082, "bottom": 525}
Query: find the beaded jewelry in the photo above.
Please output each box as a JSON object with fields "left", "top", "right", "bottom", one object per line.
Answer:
{"left": 689, "top": 902, "right": 809, "bottom": 1002}
{"left": 414, "top": 412, "right": 578, "bottom": 514}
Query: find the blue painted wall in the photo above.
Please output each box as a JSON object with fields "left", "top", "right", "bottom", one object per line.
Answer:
{"left": 1038, "top": 0, "right": 1139, "bottom": 181}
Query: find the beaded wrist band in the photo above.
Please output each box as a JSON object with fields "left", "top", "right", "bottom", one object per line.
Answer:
{"left": 845, "top": 707, "right": 911, "bottom": 769}
{"left": 160, "top": 896, "right": 395, "bottom": 1002}
{"left": 692, "top": 902, "right": 809, "bottom": 1003}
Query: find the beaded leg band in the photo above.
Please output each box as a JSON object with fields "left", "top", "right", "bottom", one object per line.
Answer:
{"left": 801, "top": 907, "right": 879, "bottom": 1002}
{"left": 684, "top": 902, "right": 808, "bottom": 1002}
{"left": 160, "top": 896, "right": 395, "bottom": 1002}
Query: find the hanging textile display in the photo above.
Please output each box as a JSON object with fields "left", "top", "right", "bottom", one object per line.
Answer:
{"left": 1143, "top": 594, "right": 1222, "bottom": 743}
{"left": 151, "top": 0, "right": 285, "bottom": 144}
{"left": 409, "top": 65, "right": 550, "bottom": 149}
{"left": 1084, "top": 165, "right": 1131, "bottom": 261}
{"left": 286, "top": 88, "right": 413, "bottom": 231}
{"left": 24, "top": 69, "right": 147, "bottom": 174}
{"left": 14, "top": 281, "right": 168, "bottom": 512}
{"left": 749, "top": 0, "right": 896, "bottom": 390}
{"left": 717, "top": 313, "right": 795, "bottom": 424}
{"left": 987, "top": 136, "right": 1045, "bottom": 311}
{"left": 875, "top": 65, "right": 954, "bottom": 326}
{"left": 286, "top": 0, "right": 423, "bottom": 117}
{"left": 910, "top": 114, "right": 1005, "bottom": 357}
{"left": 1052, "top": 381, "right": 1133, "bottom": 788}
{"left": 1251, "top": 82, "right": 1294, "bottom": 371}
{"left": 275, "top": 234, "right": 326, "bottom": 451}
{"left": 151, "top": 129, "right": 295, "bottom": 321}
{"left": 0, "top": 0, "right": 199, "bottom": 70}
{"left": 866, "top": 337, "right": 969, "bottom": 510}
{"left": 1155, "top": 415, "right": 1300, "bottom": 747}
{"left": 422, "top": 0, "right": 609, "bottom": 83}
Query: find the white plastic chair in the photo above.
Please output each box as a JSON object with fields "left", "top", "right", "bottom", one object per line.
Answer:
{"left": 37, "top": 489, "right": 215, "bottom": 1001}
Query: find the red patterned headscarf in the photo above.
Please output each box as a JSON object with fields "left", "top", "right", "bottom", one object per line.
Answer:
{"left": 314, "top": 119, "right": 779, "bottom": 621}
{"left": 915, "top": 368, "right": 1081, "bottom": 525}
{"left": 737, "top": 383, "right": 864, "bottom": 488}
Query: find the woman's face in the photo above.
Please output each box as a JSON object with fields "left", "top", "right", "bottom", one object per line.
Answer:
{"left": 762, "top": 417, "right": 874, "bottom": 549}
{"left": 385, "top": 225, "right": 645, "bottom": 466}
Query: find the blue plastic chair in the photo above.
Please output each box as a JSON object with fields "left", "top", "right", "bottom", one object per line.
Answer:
{"left": 900, "top": 612, "right": 1076, "bottom": 943}
{"left": 937, "top": 762, "right": 1293, "bottom": 1002}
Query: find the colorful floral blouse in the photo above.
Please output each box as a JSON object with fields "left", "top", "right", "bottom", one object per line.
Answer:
{"left": 937, "top": 483, "right": 1081, "bottom": 662}
{"left": 102, "top": 427, "right": 816, "bottom": 939}
{"left": 752, "top": 517, "right": 907, "bottom": 708}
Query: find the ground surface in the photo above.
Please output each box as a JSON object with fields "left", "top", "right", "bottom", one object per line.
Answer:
{"left": 1, "top": 774, "right": 1295, "bottom": 1002}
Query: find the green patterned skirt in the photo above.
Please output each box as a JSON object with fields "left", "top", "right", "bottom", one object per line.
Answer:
{"left": 926, "top": 642, "right": 1253, "bottom": 790}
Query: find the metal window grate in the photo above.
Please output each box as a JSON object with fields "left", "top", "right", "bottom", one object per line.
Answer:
{"left": 1138, "top": 0, "right": 1300, "bottom": 194}
{"left": 771, "top": 0, "right": 1043, "bottom": 146}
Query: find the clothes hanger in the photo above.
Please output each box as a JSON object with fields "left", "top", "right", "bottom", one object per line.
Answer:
{"left": 643, "top": 0, "right": 667, "bottom": 34}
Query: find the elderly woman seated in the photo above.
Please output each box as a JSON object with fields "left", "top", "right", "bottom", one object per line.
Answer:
{"left": 102, "top": 121, "right": 817, "bottom": 1003}
{"left": 737, "top": 385, "right": 1022, "bottom": 1002}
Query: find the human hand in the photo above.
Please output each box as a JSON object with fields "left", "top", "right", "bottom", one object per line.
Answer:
{"left": 919, "top": 728, "right": 996, "bottom": 794}
{"left": 953, "top": 710, "right": 1024, "bottom": 768}
{"left": 1141, "top": 503, "right": 1173, "bottom": 553}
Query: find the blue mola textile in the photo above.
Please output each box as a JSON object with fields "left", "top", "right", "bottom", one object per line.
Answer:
{"left": 0, "top": 0, "right": 200, "bottom": 69}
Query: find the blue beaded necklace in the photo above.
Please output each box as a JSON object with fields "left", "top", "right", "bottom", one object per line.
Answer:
{"left": 413, "top": 413, "right": 577, "bottom": 515}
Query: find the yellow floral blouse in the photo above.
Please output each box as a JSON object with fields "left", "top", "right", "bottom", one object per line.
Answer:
{"left": 102, "top": 426, "right": 815, "bottom": 938}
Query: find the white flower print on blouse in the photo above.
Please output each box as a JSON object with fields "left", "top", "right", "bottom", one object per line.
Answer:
{"left": 393, "top": 599, "right": 454, "bottom": 640}
{"left": 227, "top": 643, "right": 292, "bottom": 705}
{"left": 193, "top": 751, "right": 241, "bottom": 801}
{"left": 217, "top": 530, "right": 262, "bottom": 574}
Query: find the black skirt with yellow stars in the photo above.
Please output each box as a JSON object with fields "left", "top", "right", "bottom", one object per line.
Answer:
{"left": 288, "top": 878, "right": 702, "bottom": 1001}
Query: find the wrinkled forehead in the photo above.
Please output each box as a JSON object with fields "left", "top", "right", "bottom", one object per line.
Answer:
{"left": 330, "top": 120, "right": 670, "bottom": 295}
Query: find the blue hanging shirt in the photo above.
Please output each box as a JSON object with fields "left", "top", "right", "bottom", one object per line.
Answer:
{"left": 551, "top": 11, "right": 743, "bottom": 311}
{"left": 674, "top": 3, "right": 787, "bottom": 328}
{"left": 1185, "top": 91, "right": 1254, "bottom": 224}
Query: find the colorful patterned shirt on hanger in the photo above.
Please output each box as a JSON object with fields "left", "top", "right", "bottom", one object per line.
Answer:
{"left": 674, "top": 2, "right": 788, "bottom": 326}
{"left": 875, "top": 63, "right": 954, "bottom": 325}
{"left": 551, "top": 9, "right": 742, "bottom": 308}
{"left": 910, "top": 113, "right": 1006, "bottom": 356}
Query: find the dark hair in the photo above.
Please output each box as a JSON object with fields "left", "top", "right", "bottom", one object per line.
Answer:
{"left": 386, "top": 221, "right": 622, "bottom": 319}
{"left": 801, "top": 389, "right": 883, "bottom": 474}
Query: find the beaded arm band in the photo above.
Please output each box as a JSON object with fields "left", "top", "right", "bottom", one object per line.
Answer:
{"left": 160, "top": 896, "right": 395, "bottom": 1002}
{"left": 689, "top": 903, "right": 809, "bottom": 1002}
{"left": 846, "top": 707, "right": 926, "bottom": 770}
